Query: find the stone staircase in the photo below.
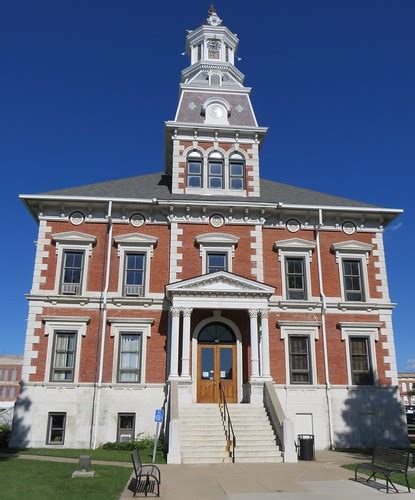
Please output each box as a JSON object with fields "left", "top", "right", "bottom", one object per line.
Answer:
{"left": 180, "top": 404, "right": 283, "bottom": 464}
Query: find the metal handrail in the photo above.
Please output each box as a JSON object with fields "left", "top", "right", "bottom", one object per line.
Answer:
{"left": 218, "top": 382, "right": 236, "bottom": 463}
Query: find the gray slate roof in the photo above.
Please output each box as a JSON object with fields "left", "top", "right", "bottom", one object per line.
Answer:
{"left": 38, "top": 172, "right": 378, "bottom": 208}
{"left": 176, "top": 91, "right": 256, "bottom": 127}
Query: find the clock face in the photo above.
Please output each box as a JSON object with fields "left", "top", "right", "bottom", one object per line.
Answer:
{"left": 208, "top": 105, "right": 224, "bottom": 119}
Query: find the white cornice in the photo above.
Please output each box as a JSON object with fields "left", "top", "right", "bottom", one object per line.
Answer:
{"left": 42, "top": 316, "right": 90, "bottom": 323}
{"left": 277, "top": 320, "right": 321, "bottom": 327}
{"left": 331, "top": 240, "right": 374, "bottom": 252}
{"left": 114, "top": 233, "right": 158, "bottom": 246}
{"left": 107, "top": 317, "right": 154, "bottom": 325}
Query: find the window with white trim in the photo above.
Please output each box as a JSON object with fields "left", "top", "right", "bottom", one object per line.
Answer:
{"left": 123, "top": 253, "right": 146, "bottom": 297}
{"left": 229, "top": 153, "right": 245, "bottom": 190}
{"left": 47, "top": 412, "right": 66, "bottom": 445}
{"left": 187, "top": 150, "right": 203, "bottom": 188}
{"left": 9, "top": 387, "right": 15, "bottom": 399}
{"left": 286, "top": 257, "right": 307, "bottom": 300}
{"left": 60, "top": 251, "right": 84, "bottom": 295}
{"left": 342, "top": 259, "right": 365, "bottom": 302}
{"left": 118, "top": 332, "right": 142, "bottom": 383}
{"left": 11, "top": 369, "right": 17, "bottom": 382}
{"left": 403, "top": 396, "right": 409, "bottom": 405}
{"left": 280, "top": 325, "right": 318, "bottom": 386}
{"left": 289, "top": 335, "right": 312, "bottom": 384}
{"left": 50, "top": 331, "right": 77, "bottom": 382}
{"left": 207, "top": 252, "right": 228, "bottom": 273}
{"left": 208, "top": 152, "right": 224, "bottom": 189}
{"left": 349, "top": 337, "right": 373, "bottom": 385}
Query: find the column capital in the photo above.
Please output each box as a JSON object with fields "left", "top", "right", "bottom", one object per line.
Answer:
{"left": 248, "top": 308, "right": 259, "bottom": 319}
{"left": 182, "top": 307, "right": 193, "bottom": 318}
{"left": 260, "top": 309, "right": 269, "bottom": 318}
{"left": 170, "top": 307, "right": 181, "bottom": 317}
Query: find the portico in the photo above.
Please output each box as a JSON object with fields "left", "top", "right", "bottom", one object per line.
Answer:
{"left": 166, "top": 271, "right": 274, "bottom": 404}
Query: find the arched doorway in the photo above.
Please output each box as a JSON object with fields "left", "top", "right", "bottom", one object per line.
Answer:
{"left": 196, "top": 322, "right": 237, "bottom": 403}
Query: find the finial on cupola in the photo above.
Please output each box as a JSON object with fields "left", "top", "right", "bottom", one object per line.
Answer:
{"left": 206, "top": 3, "right": 222, "bottom": 26}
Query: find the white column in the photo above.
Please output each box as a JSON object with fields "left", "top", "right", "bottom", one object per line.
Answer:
{"left": 260, "top": 309, "right": 272, "bottom": 379}
{"left": 249, "top": 309, "right": 260, "bottom": 379}
{"left": 181, "top": 308, "right": 192, "bottom": 379}
{"left": 169, "top": 307, "right": 181, "bottom": 379}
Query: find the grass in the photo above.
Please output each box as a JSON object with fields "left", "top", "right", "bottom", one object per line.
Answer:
{"left": 0, "top": 444, "right": 166, "bottom": 464}
{"left": 343, "top": 463, "right": 415, "bottom": 490}
{"left": 0, "top": 457, "right": 131, "bottom": 500}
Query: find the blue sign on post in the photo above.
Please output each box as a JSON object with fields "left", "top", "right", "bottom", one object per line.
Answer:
{"left": 154, "top": 409, "right": 164, "bottom": 423}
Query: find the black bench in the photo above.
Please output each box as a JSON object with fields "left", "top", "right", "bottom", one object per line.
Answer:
{"left": 131, "top": 448, "right": 161, "bottom": 497}
{"left": 354, "top": 447, "right": 411, "bottom": 493}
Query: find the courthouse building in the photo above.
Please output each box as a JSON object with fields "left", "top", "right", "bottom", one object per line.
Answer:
{"left": 11, "top": 8, "right": 408, "bottom": 462}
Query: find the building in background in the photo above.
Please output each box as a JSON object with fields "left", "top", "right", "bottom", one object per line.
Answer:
{"left": 398, "top": 372, "right": 415, "bottom": 408}
{"left": 11, "top": 7, "right": 408, "bottom": 461}
{"left": 0, "top": 355, "right": 23, "bottom": 425}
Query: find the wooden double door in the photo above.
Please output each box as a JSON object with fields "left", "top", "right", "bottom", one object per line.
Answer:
{"left": 197, "top": 343, "right": 237, "bottom": 403}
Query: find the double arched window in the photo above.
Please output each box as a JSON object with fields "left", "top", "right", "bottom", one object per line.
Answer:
{"left": 186, "top": 150, "right": 245, "bottom": 191}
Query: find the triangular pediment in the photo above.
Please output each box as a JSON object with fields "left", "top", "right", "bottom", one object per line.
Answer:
{"left": 114, "top": 233, "right": 158, "bottom": 246}
{"left": 274, "top": 238, "right": 316, "bottom": 251}
{"left": 166, "top": 271, "right": 274, "bottom": 296}
{"left": 332, "top": 240, "right": 373, "bottom": 252}
{"left": 52, "top": 231, "right": 96, "bottom": 244}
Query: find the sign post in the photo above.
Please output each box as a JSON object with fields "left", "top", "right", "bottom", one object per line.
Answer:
{"left": 152, "top": 408, "right": 164, "bottom": 463}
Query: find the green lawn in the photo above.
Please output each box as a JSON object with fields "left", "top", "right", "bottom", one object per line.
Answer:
{"left": 343, "top": 463, "right": 415, "bottom": 490}
{"left": 1, "top": 445, "right": 165, "bottom": 464}
{"left": 0, "top": 457, "right": 132, "bottom": 500}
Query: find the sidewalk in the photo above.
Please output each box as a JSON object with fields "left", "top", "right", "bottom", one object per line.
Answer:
{"left": 120, "top": 451, "right": 415, "bottom": 499}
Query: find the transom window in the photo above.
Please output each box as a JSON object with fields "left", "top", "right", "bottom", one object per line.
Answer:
{"left": 229, "top": 153, "right": 245, "bottom": 190}
{"left": 289, "top": 336, "right": 312, "bottom": 384}
{"left": 286, "top": 257, "right": 307, "bottom": 300}
{"left": 349, "top": 337, "right": 373, "bottom": 385}
{"left": 118, "top": 333, "right": 142, "bottom": 383}
{"left": 198, "top": 322, "right": 236, "bottom": 343}
{"left": 343, "top": 259, "right": 364, "bottom": 301}
{"left": 124, "top": 253, "right": 145, "bottom": 296}
{"left": 207, "top": 253, "right": 227, "bottom": 273}
{"left": 47, "top": 412, "right": 66, "bottom": 445}
{"left": 208, "top": 162, "right": 223, "bottom": 188}
{"left": 187, "top": 151, "right": 203, "bottom": 188}
{"left": 61, "top": 251, "right": 84, "bottom": 295}
{"left": 50, "top": 331, "right": 77, "bottom": 382}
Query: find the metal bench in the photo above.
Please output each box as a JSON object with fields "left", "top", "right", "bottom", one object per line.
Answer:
{"left": 131, "top": 448, "right": 161, "bottom": 497}
{"left": 354, "top": 447, "right": 411, "bottom": 493}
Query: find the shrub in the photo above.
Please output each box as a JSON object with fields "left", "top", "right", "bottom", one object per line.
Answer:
{"left": 0, "top": 424, "right": 11, "bottom": 448}
{"left": 101, "top": 433, "right": 161, "bottom": 451}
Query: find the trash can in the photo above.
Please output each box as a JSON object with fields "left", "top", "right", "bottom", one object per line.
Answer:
{"left": 297, "top": 434, "right": 315, "bottom": 460}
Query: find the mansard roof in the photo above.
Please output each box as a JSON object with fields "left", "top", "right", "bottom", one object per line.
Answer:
{"left": 36, "top": 171, "right": 379, "bottom": 209}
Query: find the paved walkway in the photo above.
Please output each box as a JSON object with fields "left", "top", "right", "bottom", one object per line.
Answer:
{"left": 120, "top": 451, "right": 415, "bottom": 499}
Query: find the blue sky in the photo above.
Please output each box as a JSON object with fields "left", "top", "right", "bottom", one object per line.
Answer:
{"left": 1, "top": 1, "right": 414, "bottom": 370}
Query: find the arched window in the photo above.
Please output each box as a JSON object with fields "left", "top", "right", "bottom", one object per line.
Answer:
{"left": 198, "top": 322, "right": 236, "bottom": 343}
{"left": 208, "top": 151, "right": 224, "bottom": 189}
{"left": 1, "top": 387, "right": 5, "bottom": 400}
{"left": 11, "top": 369, "right": 17, "bottom": 382}
{"left": 9, "top": 387, "right": 15, "bottom": 400}
{"left": 229, "top": 152, "right": 245, "bottom": 190}
{"left": 3, "top": 369, "right": 8, "bottom": 382}
{"left": 187, "top": 150, "right": 203, "bottom": 188}
{"left": 0, "top": 369, "right": 2, "bottom": 381}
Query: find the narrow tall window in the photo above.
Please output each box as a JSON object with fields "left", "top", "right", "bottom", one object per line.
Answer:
{"left": 286, "top": 257, "right": 307, "bottom": 300}
{"left": 208, "top": 153, "right": 224, "bottom": 188}
{"left": 1, "top": 387, "right": 5, "bottom": 399}
{"left": 225, "top": 44, "right": 230, "bottom": 62}
{"left": 207, "top": 253, "right": 227, "bottom": 273}
{"left": 3, "top": 369, "right": 8, "bottom": 382}
{"left": 61, "top": 251, "right": 84, "bottom": 295}
{"left": 117, "top": 413, "right": 136, "bottom": 442}
{"left": 229, "top": 154, "right": 245, "bottom": 190}
{"left": 47, "top": 412, "right": 66, "bottom": 445}
{"left": 124, "top": 253, "right": 145, "bottom": 296}
{"left": 11, "top": 369, "right": 17, "bottom": 382}
{"left": 50, "top": 331, "right": 77, "bottom": 382}
{"left": 118, "top": 333, "right": 142, "bottom": 383}
{"left": 9, "top": 387, "right": 15, "bottom": 399}
{"left": 349, "top": 337, "right": 373, "bottom": 385}
{"left": 187, "top": 151, "right": 203, "bottom": 188}
{"left": 197, "top": 44, "right": 202, "bottom": 60}
{"left": 289, "top": 336, "right": 312, "bottom": 384}
{"left": 343, "top": 259, "right": 364, "bottom": 301}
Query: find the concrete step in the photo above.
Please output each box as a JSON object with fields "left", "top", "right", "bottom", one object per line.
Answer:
{"left": 235, "top": 444, "right": 281, "bottom": 452}
{"left": 181, "top": 445, "right": 227, "bottom": 452}
{"left": 181, "top": 450, "right": 231, "bottom": 458}
{"left": 182, "top": 456, "right": 232, "bottom": 464}
{"left": 181, "top": 438, "right": 227, "bottom": 445}
{"left": 233, "top": 449, "right": 282, "bottom": 457}
{"left": 235, "top": 456, "right": 283, "bottom": 463}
